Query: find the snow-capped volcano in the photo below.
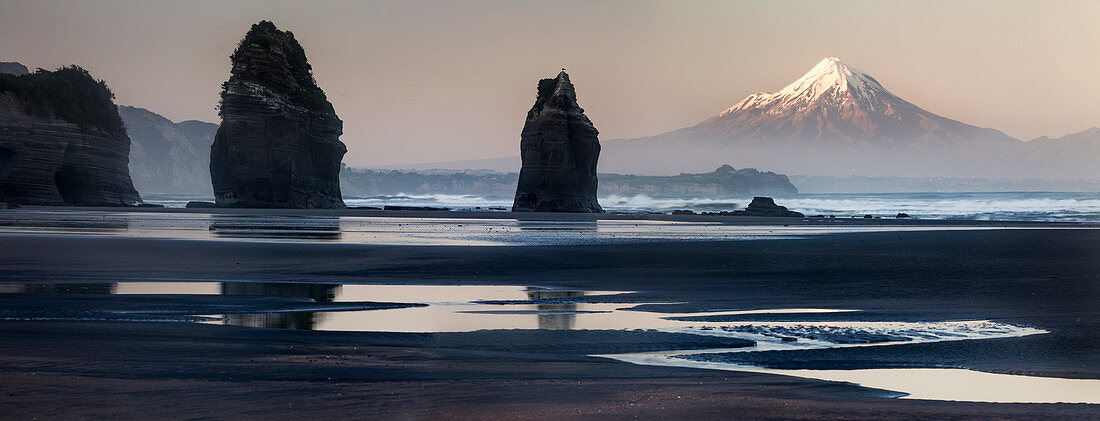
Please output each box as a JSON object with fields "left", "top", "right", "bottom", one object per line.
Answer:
{"left": 688, "top": 57, "right": 1018, "bottom": 151}
{"left": 600, "top": 57, "right": 1029, "bottom": 177}
{"left": 718, "top": 57, "right": 889, "bottom": 117}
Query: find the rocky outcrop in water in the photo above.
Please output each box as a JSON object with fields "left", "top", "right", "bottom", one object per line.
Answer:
{"left": 512, "top": 71, "right": 602, "bottom": 212}
{"left": 210, "top": 21, "right": 346, "bottom": 208}
{"left": 121, "top": 106, "right": 217, "bottom": 195}
{"left": 0, "top": 65, "right": 141, "bottom": 205}
{"left": 732, "top": 197, "right": 804, "bottom": 217}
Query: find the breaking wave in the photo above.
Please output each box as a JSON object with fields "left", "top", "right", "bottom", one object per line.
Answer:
{"left": 595, "top": 192, "right": 1100, "bottom": 221}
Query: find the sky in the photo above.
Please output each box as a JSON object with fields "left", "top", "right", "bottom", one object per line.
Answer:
{"left": 2, "top": 0, "right": 1098, "bottom": 167}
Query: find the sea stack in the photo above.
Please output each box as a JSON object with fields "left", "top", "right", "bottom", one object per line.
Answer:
{"left": 512, "top": 71, "right": 602, "bottom": 212}
{"left": 210, "top": 21, "right": 346, "bottom": 208}
{"left": 0, "top": 65, "right": 141, "bottom": 205}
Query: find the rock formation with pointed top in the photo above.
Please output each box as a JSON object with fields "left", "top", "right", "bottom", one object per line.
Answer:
{"left": 512, "top": 71, "right": 602, "bottom": 212}
{"left": 210, "top": 21, "right": 346, "bottom": 208}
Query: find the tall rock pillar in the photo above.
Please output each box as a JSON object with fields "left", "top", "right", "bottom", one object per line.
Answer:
{"left": 210, "top": 21, "right": 346, "bottom": 208}
{"left": 512, "top": 71, "right": 603, "bottom": 212}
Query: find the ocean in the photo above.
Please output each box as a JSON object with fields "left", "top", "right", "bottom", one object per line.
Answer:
{"left": 141, "top": 191, "right": 1100, "bottom": 222}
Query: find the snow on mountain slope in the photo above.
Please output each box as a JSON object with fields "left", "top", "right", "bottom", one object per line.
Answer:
{"left": 717, "top": 57, "right": 888, "bottom": 117}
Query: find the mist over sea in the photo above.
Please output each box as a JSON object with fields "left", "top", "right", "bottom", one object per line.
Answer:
{"left": 142, "top": 192, "right": 1100, "bottom": 222}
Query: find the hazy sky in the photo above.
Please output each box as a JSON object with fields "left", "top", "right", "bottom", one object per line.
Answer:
{"left": 2, "top": 0, "right": 1098, "bottom": 167}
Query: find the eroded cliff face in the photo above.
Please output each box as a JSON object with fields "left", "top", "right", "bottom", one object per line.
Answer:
{"left": 0, "top": 66, "right": 141, "bottom": 206}
{"left": 122, "top": 105, "right": 217, "bottom": 195}
{"left": 512, "top": 71, "right": 602, "bottom": 212}
{"left": 210, "top": 21, "right": 346, "bottom": 209}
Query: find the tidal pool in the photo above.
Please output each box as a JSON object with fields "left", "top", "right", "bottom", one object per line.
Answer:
{"left": 604, "top": 353, "right": 1100, "bottom": 404}
{"left": 4, "top": 281, "right": 849, "bottom": 331}
{"left": 3, "top": 280, "right": 1095, "bottom": 404}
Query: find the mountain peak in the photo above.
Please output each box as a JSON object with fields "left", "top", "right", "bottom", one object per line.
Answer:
{"left": 788, "top": 57, "right": 875, "bottom": 91}
{"left": 791, "top": 57, "right": 864, "bottom": 94}
{"left": 719, "top": 57, "right": 891, "bottom": 117}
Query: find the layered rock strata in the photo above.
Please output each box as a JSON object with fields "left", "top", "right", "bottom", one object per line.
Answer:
{"left": 210, "top": 21, "right": 346, "bottom": 208}
{"left": 0, "top": 66, "right": 141, "bottom": 205}
{"left": 512, "top": 71, "right": 602, "bottom": 212}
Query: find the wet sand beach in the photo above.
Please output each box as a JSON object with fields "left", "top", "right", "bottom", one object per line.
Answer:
{"left": 0, "top": 208, "right": 1097, "bottom": 419}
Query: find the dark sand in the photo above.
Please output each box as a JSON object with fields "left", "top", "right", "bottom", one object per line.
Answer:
{"left": 0, "top": 209, "right": 1098, "bottom": 419}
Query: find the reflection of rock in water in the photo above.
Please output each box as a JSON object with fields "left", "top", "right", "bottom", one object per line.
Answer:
{"left": 223, "top": 312, "right": 320, "bottom": 330}
{"left": 207, "top": 216, "right": 341, "bottom": 241}
{"left": 10, "top": 283, "right": 114, "bottom": 294}
{"left": 0, "top": 216, "right": 129, "bottom": 234}
{"left": 526, "top": 288, "right": 584, "bottom": 330}
{"left": 515, "top": 220, "right": 597, "bottom": 232}
{"left": 220, "top": 282, "right": 340, "bottom": 330}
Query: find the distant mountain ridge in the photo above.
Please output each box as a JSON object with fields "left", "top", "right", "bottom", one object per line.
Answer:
{"left": 1020, "top": 127, "right": 1100, "bottom": 179}
{"left": 120, "top": 105, "right": 217, "bottom": 195}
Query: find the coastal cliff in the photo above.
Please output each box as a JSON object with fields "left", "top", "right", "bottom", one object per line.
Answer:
{"left": 600, "top": 165, "right": 797, "bottom": 195}
{"left": 0, "top": 65, "right": 141, "bottom": 205}
{"left": 121, "top": 106, "right": 217, "bottom": 195}
{"left": 210, "top": 21, "right": 346, "bottom": 208}
{"left": 512, "top": 71, "right": 602, "bottom": 212}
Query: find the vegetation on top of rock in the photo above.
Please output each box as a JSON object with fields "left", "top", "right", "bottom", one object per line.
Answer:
{"left": 605, "top": 165, "right": 798, "bottom": 192}
{"left": 0, "top": 65, "right": 125, "bottom": 135}
{"left": 224, "top": 20, "right": 335, "bottom": 117}
{"left": 530, "top": 77, "right": 558, "bottom": 115}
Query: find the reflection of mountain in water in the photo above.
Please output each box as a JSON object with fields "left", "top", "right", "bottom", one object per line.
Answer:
{"left": 526, "top": 288, "right": 584, "bottom": 330}
{"left": 208, "top": 216, "right": 341, "bottom": 241}
{"left": 220, "top": 282, "right": 340, "bottom": 329}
